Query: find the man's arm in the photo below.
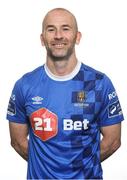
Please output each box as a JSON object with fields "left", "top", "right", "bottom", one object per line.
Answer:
{"left": 100, "top": 123, "right": 121, "bottom": 162}
{"left": 9, "top": 122, "right": 29, "bottom": 161}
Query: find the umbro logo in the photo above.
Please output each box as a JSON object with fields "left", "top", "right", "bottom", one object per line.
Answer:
{"left": 32, "top": 96, "right": 43, "bottom": 104}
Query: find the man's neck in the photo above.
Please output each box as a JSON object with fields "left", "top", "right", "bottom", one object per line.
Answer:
{"left": 46, "top": 55, "right": 78, "bottom": 76}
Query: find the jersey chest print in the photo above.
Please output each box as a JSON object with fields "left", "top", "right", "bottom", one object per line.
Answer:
{"left": 30, "top": 108, "right": 58, "bottom": 141}
{"left": 30, "top": 107, "right": 90, "bottom": 141}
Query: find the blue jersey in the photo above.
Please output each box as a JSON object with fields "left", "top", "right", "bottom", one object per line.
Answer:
{"left": 7, "top": 62, "right": 124, "bottom": 179}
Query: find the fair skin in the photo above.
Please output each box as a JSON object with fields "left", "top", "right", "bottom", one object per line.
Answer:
{"left": 40, "top": 9, "right": 81, "bottom": 76}
{"left": 100, "top": 124, "right": 121, "bottom": 162}
{"left": 9, "top": 8, "right": 121, "bottom": 162}
{"left": 9, "top": 122, "right": 28, "bottom": 161}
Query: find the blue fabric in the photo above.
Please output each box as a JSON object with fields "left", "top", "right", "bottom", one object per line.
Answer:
{"left": 7, "top": 63, "right": 124, "bottom": 179}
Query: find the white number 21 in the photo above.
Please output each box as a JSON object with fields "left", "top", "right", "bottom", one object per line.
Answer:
{"left": 34, "top": 117, "right": 52, "bottom": 131}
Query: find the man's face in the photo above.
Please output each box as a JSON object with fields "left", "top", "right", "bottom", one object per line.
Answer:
{"left": 41, "top": 10, "right": 81, "bottom": 61}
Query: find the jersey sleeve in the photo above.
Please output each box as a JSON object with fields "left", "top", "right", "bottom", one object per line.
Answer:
{"left": 98, "top": 75, "right": 124, "bottom": 127}
{"left": 6, "top": 78, "right": 28, "bottom": 124}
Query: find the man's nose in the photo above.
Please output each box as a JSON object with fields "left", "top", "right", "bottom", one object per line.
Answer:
{"left": 54, "top": 30, "right": 63, "bottom": 39}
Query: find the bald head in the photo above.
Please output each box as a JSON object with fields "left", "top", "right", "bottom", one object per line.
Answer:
{"left": 42, "top": 8, "right": 78, "bottom": 33}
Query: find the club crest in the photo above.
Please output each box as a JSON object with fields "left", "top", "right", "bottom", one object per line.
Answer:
{"left": 77, "top": 91, "right": 85, "bottom": 103}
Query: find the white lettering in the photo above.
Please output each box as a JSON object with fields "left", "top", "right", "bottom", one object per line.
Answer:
{"left": 34, "top": 117, "right": 52, "bottom": 131}
{"left": 34, "top": 117, "right": 43, "bottom": 130}
{"left": 108, "top": 91, "right": 117, "bottom": 100}
{"left": 44, "top": 118, "right": 52, "bottom": 131}
{"left": 63, "top": 119, "right": 89, "bottom": 130}
{"left": 63, "top": 119, "right": 73, "bottom": 130}
{"left": 83, "top": 119, "right": 89, "bottom": 130}
{"left": 74, "top": 121, "right": 82, "bottom": 130}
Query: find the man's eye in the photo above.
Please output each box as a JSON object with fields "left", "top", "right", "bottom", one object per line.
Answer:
{"left": 47, "top": 28, "right": 54, "bottom": 32}
{"left": 63, "top": 28, "right": 70, "bottom": 31}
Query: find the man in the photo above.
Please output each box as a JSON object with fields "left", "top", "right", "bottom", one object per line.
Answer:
{"left": 7, "top": 8, "right": 124, "bottom": 179}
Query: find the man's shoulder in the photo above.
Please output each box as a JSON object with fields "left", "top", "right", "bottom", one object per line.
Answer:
{"left": 81, "top": 63, "right": 105, "bottom": 80}
{"left": 22, "top": 65, "right": 44, "bottom": 79}
{"left": 15, "top": 65, "right": 44, "bottom": 87}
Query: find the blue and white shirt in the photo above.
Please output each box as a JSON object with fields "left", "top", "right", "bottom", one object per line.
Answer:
{"left": 7, "top": 62, "right": 124, "bottom": 179}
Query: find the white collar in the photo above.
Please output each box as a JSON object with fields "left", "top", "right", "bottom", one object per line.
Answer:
{"left": 44, "top": 61, "right": 81, "bottom": 81}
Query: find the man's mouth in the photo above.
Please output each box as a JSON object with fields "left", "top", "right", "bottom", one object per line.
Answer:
{"left": 52, "top": 42, "right": 67, "bottom": 48}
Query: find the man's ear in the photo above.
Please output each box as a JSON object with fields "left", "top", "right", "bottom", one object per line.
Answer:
{"left": 76, "top": 32, "right": 82, "bottom": 45}
{"left": 40, "top": 34, "right": 45, "bottom": 46}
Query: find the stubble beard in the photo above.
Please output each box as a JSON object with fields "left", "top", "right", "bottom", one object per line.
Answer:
{"left": 47, "top": 46, "right": 74, "bottom": 62}
{"left": 46, "top": 38, "right": 76, "bottom": 62}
